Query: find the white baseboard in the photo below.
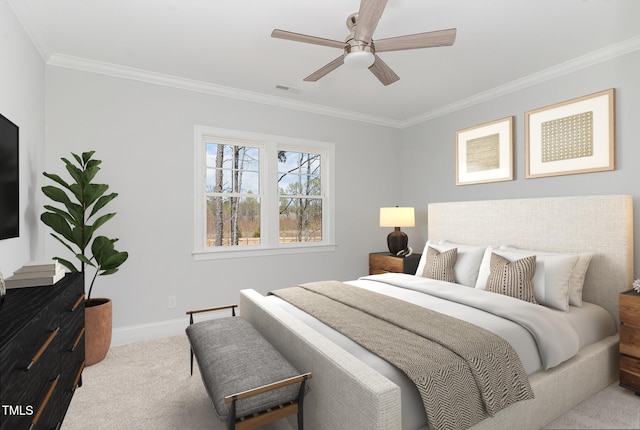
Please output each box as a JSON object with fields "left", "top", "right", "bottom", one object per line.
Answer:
{"left": 111, "top": 313, "right": 219, "bottom": 347}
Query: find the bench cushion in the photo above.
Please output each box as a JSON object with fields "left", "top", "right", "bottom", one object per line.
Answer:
{"left": 186, "top": 316, "right": 304, "bottom": 422}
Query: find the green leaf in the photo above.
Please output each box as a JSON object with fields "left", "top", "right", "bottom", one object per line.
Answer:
{"left": 86, "top": 159, "right": 101, "bottom": 170}
{"left": 89, "top": 213, "right": 117, "bottom": 234}
{"left": 76, "top": 254, "right": 94, "bottom": 267}
{"left": 71, "top": 153, "right": 83, "bottom": 166}
{"left": 99, "top": 268, "right": 119, "bottom": 276}
{"left": 50, "top": 233, "right": 77, "bottom": 255}
{"left": 43, "top": 172, "right": 72, "bottom": 192}
{"left": 41, "top": 212, "right": 75, "bottom": 244}
{"left": 83, "top": 183, "right": 109, "bottom": 207}
{"left": 83, "top": 165, "right": 101, "bottom": 185}
{"left": 82, "top": 151, "right": 96, "bottom": 165}
{"left": 43, "top": 205, "right": 76, "bottom": 226}
{"left": 42, "top": 186, "right": 74, "bottom": 206}
{"left": 71, "top": 226, "right": 90, "bottom": 250}
{"left": 54, "top": 257, "right": 80, "bottom": 273}
{"left": 92, "top": 237, "right": 128, "bottom": 272}
{"left": 65, "top": 162, "right": 85, "bottom": 188}
{"left": 89, "top": 193, "right": 118, "bottom": 219}
{"left": 100, "top": 251, "right": 128, "bottom": 271}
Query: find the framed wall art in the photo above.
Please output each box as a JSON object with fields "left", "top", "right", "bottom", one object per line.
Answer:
{"left": 525, "top": 88, "right": 615, "bottom": 178}
{"left": 456, "top": 116, "right": 513, "bottom": 185}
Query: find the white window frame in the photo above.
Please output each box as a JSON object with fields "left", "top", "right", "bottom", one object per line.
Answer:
{"left": 193, "top": 126, "right": 336, "bottom": 260}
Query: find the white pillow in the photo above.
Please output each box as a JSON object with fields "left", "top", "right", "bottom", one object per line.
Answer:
{"left": 475, "top": 247, "right": 579, "bottom": 311}
{"left": 567, "top": 253, "right": 593, "bottom": 307}
{"left": 500, "top": 246, "right": 592, "bottom": 307}
{"left": 416, "top": 241, "right": 486, "bottom": 287}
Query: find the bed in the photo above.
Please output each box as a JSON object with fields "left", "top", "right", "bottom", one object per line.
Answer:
{"left": 239, "top": 195, "right": 633, "bottom": 430}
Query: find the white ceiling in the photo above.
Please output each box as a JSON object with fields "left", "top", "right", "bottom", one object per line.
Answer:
{"left": 8, "top": 0, "right": 640, "bottom": 127}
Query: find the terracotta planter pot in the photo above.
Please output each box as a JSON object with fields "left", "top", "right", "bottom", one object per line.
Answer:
{"left": 84, "top": 298, "right": 112, "bottom": 366}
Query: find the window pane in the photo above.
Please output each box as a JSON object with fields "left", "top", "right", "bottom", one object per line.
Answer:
{"left": 279, "top": 197, "right": 322, "bottom": 243}
{"left": 206, "top": 196, "right": 261, "bottom": 247}
{"left": 278, "top": 151, "right": 321, "bottom": 196}
{"left": 206, "top": 142, "right": 260, "bottom": 193}
{"left": 278, "top": 173, "right": 321, "bottom": 196}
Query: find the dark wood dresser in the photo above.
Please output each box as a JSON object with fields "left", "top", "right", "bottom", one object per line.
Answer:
{"left": 619, "top": 289, "right": 640, "bottom": 395}
{"left": 0, "top": 273, "right": 85, "bottom": 429}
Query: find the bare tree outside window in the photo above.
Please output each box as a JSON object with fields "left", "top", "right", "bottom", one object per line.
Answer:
{"left": 278, "top": 151, "right": 322, "bottom": 243}
{"left": 205, "top": 142, "right": 260, "bottom": 246}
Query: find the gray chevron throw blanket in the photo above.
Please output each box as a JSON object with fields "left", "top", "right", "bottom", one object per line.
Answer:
{"left": 271, "top": 281, "right": 534, "bottom": 430}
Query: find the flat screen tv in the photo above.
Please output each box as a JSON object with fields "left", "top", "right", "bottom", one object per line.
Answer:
{"left": 0, "top": 113, "right": 19, "bottom": 240}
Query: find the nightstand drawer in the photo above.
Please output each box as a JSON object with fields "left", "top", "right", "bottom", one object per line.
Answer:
{"left": 620, "top": 324, "right": 640, "bottom": 357}
{"left": 370, "top": 253, "right": 404, "bottom": 273}
{"left": 620, "top": 293, "right": 640, "bottom": 325}
{"left": 369, "top": 252, "right": 420, "bottom": 275}
{"left": 620, "top": 355, "right": 640, "bottom": 391}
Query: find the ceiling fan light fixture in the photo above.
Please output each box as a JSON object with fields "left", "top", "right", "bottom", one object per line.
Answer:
{"left": 344, "top": 50, "right": 375, "bottom": 69}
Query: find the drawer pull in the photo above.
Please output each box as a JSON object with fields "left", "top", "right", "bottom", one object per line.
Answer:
{"left": 70, "top": 294, "right": 85, "bottom": 312}
{"left": 29, "top": 374, "right": 60, "bottom": 430}
{"left": 26, "top": 327, "right": 60, "bottom": 371}
{"left": 70, "top": 327, "right": 85, "bottom": 352}
{"left": 71, "top": 361, "right": 86, "bottom": 393}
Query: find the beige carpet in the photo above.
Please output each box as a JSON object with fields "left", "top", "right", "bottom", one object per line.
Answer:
{"left": 62, "top": 335, "right": 639, "bottom": 430}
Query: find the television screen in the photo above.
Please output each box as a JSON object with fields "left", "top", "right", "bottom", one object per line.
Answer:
{"left": 0, "top": 113, "right": 19, "bottom": 240}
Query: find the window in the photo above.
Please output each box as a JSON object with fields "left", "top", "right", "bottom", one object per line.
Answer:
{"left": 278, "top": 150, "right": 322, "bottom": 243}
{"left": 206, "top": 142, "right": 261, "bottom": 247}
{"left": 194, "top": 126, "right": 335, "bottom": 259}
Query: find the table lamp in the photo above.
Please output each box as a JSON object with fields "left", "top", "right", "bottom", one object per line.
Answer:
{"left": 379, "top": 207, "right": 415, "bottom": 255}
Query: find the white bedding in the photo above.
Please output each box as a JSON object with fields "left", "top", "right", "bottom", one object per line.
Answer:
{"left": 267, "top": 273, "right": 616, "bottom": 430}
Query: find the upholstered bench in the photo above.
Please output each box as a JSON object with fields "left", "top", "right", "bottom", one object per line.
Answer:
{"left": 186, "top": 305, "right": 311, "bottom": 430}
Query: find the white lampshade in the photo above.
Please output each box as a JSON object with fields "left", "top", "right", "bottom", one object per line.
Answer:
{"left": 344, "top": 50, "right": 375, "bottom": 69}
{"left": 379, "top": 207, "right": 415, "bottom": 228}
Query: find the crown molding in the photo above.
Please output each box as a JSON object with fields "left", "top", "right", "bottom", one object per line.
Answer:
{"left": 48, "top": 34, "right": 640, "bottom": 130}
{"left": 47, "top": 53, "right": 403, "bottom": 129}
{"left": 401, "top": 35, "right": 640, "bottom": 128}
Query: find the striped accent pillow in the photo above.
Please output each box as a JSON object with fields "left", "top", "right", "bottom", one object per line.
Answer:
{"left": 486, "top": 253, "right": 538, "bottom": 304}
{"left": 422, "top": 246, "right": 457, "bottom": 283}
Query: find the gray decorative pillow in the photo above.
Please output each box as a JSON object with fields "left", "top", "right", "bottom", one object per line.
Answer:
{"left": 486, "top": 253, "right": 537, "bottom": 304}
{"left": 422, "top": 246, "right": 457, "bottom": 283}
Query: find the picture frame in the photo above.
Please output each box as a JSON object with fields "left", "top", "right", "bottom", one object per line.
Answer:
{"left": 456, "top": 116, "right": 513, "bottom": 185}
{"left": 525, "top": 88, "right": 615, "bottom": 178}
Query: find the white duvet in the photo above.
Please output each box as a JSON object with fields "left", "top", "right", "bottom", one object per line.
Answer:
{"left": 267, "top": 273, "right": 616, "bottom": 430}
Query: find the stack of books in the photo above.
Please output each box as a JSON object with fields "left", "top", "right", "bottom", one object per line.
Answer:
{"left": 5, "top": 261, "right": 66, "bottom": 289}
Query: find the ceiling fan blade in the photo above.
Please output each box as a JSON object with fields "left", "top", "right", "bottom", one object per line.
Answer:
{"left": 375, "top": 28, "right": 457, "bottom": 52}
{"left": 355, "top": 0, "right": 388, "bottom": 42}
{"left": 368, "top": 54, "right": 399, "bottom": 86}
{"left": 304, "top": 56, "right": 345, "bottom": 82}
{"left": 271, "top": 29, "right": 344, "bottom": 49}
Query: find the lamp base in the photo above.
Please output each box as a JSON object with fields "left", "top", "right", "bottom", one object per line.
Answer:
{"left": 387, "top": 228, "right": 408, "bottom": 255}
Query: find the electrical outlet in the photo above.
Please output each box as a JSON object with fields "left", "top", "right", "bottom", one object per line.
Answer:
{"left": 168, "top": 295, "right": 176, "bottom": 309}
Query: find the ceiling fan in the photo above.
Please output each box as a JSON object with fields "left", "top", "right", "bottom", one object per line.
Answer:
{"left": 271, "top": 0, "right": 457, "bottom": 86}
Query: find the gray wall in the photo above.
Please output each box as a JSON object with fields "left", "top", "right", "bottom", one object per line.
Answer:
{"left": 399, "top": 49, "right": 640, "bottom": 274}
{"left": 44, "top": 67, "right": 401, "bottom": 339}
{"left": 0, "top": 1, "right": 45, "bottom": 277}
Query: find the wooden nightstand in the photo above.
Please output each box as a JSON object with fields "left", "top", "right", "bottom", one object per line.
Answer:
{"left": 619, "top": 290, "right": 640, "bottom": 395}
{"left": 369, "top": 252, "right": 421, "bottom": 275}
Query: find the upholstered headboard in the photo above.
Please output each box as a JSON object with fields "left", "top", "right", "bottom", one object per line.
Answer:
{"left": 427, "top": 195, "right": 633, "bottom": 327}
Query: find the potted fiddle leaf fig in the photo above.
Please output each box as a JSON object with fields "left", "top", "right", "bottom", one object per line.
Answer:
{"left": 41, "top": 150, "right": 128, "bottom": 365}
